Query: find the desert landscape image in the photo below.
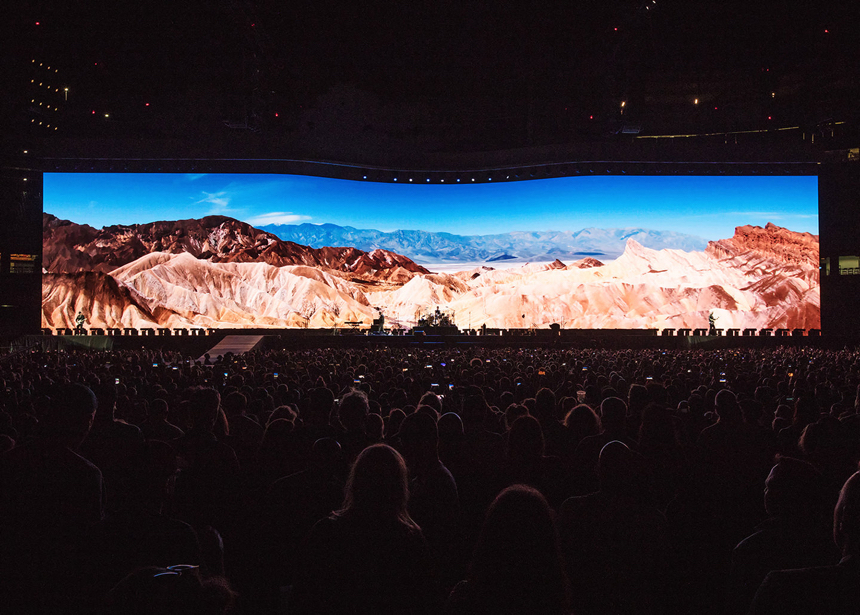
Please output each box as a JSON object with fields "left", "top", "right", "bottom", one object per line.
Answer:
{"left": 41, "top": 173, "right": 820, "bottom": 331}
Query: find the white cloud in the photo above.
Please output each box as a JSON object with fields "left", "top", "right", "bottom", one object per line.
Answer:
{"left": 185, "top": 173, "right": 207, "bottom": 181}
{"left": 196, "top": 191, "right": 233, "bottom": 214}
{"left": 246, "top": 211, "right": 312, "bottom": 226}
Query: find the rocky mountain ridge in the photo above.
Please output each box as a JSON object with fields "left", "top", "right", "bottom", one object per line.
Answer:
{"left": 42, "top": 219, "right": 819, "bottom": 331}
{"left": 43, "top": 213, "right": 429, "bottom": 279}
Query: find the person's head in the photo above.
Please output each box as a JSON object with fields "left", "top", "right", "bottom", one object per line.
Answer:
{"left": 834, "top": 472, "right": 860, "bottom": 557}
{"left": 398, "top": 411, "right": 438, "bottom": 468}
{"left": 504, "top": 403, "right": 529, "bottom": 431}
{"left": 564, "top": 404, "right": 600, "bottom": 445}
{"left": 533, "top": 388, "right": 556, "bottom": 423}
{"left": 597, "top": 440, "right": 640, "bottom": 493}
{"left": 627, "top": 383, "right": 649, "bottom": 412}
{"left": 310, "top": 437, "right": 344, "bottom": 470}
{"left": 104, "top": 565, "right": 235, "bottom": 615}
{"left": 150, "top": 398, "right": 170, "bottom": 421}
{"left": 793, "top": 396, "right": 820, "bottom": 427}
{"left": 365, "top": 412, "right": 384, "bottom": 442}
{"left": 438, "top": 411, "right": 464, "bottom": 441}
{"left": 764, "top": 456, "right": 828, "bottom": 521}
{"left": 92, "top": 382, "right": 118, "bottom": 421}
{"left": 187, "top": 387, "right": 221, "bottom": 432}
{"left": 416, "top": 404, "right": 440, "bottom": 423}
{"left": 267, "top": 405, "right": 297, "bottom": 426}
{"left": 461, "top": 394, "right": 489, "bottom": 428}
{"left": 0, "top": 434, "right": 14, "bottom": 453}
{"left": 338, "top": 389, "right": 369, "bottom": 432}
{"left": 418, "top": 391, "right": 442, "bottom": 416}
{"left": 43, "top": 383, "right": 97, "bottom": 446}
{"left": 387, "top": 408, "right": 406, "bottom": 435}
{"left": 638, "top": 403, "right": 678, "bottom": 448}
{"left": 338, "top": 444, "right": 417, "bottom": 528}
{"left": 507, "top": 415, "right": 544, "bottom": 460}
{"left": 221, "top": 391, "right": 247, "bottom": 418}
{"left": 714, "top": 389, "right": 742, "bottom": 423}
{"left": 308, "top": 386, "right": 335, "bottom": 423}
{"left": 740, "top": 398, "right": 764, "bottom": 425}
{"left": 468, "top": 484, "right": 568, "bottom": 611}
{"left": 799, "top": 417, "right": 842, "bottom": 462}
{"left": 599, "top": 397, "right": 627, "bottom": 433}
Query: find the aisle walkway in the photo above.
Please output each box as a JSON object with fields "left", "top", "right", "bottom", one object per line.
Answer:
{"left": 199, "top": 335, "right": 264, "bottom": 361}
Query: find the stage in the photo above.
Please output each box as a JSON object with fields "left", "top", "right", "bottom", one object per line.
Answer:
{"left": 13, "top": 326, "right": 838, "bottom": 355}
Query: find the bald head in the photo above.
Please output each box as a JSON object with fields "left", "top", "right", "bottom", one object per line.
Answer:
{"left": 835, "top": 472, "right": 860, "bottom": 556}
{"left": 598, "top": 440, "right": 638, "bottom": 492}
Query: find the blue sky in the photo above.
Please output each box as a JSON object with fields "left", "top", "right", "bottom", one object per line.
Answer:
{"left": 44, "top": 172, "right": 818, "bottom": 240}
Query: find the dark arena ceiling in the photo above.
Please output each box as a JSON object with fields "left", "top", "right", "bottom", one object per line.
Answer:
{"left": 3, "top": 1, "right": 859, "bottom": 163}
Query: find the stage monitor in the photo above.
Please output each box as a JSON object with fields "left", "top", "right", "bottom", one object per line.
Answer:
{"left": 42, "top": 172, "right": 819, "bottom": 332}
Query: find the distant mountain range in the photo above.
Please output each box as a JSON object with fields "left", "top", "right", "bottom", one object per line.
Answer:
{"left": 41, "top": 213, "right": 820, "bottom": 331}
{"left": 259, "top": 222, "right": 710, "bottom": 264}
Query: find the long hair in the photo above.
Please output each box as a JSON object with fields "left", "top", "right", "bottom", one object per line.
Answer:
{"left": 336, "top": 444, "right": 419, "bottom": 530}
{"left": 467, "top": 484, "right": 570, "bottom": 613}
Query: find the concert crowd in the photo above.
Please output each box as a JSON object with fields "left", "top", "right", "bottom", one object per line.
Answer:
{"left": 2, "top": 344, "right": 860, "bottom": 614}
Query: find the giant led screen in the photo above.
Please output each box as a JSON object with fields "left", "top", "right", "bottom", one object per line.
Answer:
{"left": 42, "top": 172, "right": 820, "bottom": 331}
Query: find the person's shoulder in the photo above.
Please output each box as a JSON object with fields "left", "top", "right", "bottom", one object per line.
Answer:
{"left": 752, "top": 564, "right": 841, "bottom": 614}
{"left": 431, "top": 459, "right": 458, "bottom": 484}
{"left": 101, "top": 419, "right": 144, "bottom": 441}
{"left": 734, "top": 525, "right": 775, "bottom": 555}
{"left": 696, "top": 422, "right": 723, "bottom": 445}
{"left": 309, "top": 512, "right": 342, "bottom": 536}
{"left": 0, "top": 440, "right": 29, "bottom": 464}
{"left": 559, "top": 491, "right": 602, "bottom": 521}
{"left": 759, "top": 562, "right": 839, "bottom": 585}
{"left": 443, "top": 579, "right": 473, "bottom": 615}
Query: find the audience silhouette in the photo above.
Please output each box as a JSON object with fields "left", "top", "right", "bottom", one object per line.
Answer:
{"left": 3, "top": 345, "right": 860, "bottom": 614}
{"left": 290, "top": 443, "right": 439, "bottom": 614}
